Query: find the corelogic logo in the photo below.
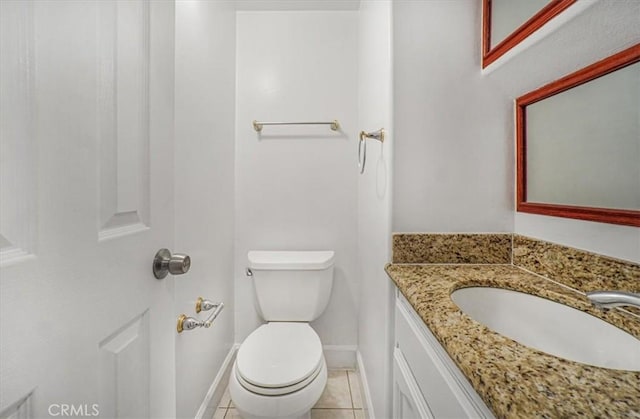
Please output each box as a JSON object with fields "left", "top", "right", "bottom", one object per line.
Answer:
{"left": 48, "top": 404, "right": 99, "bottom": 417}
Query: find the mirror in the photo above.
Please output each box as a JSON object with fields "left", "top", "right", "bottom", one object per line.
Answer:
{"left": 482, "top": 0, "right": 576, "bottom": 68}
{"left": 516, "top": 44, "right": 640, "bottom": 227}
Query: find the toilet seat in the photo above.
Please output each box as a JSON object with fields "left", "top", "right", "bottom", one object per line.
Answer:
{"left": 236, "top": 360, "right": 323, "bottom": 396}
{"left": 236, "top": 322, "right": 323, "bottom": 396}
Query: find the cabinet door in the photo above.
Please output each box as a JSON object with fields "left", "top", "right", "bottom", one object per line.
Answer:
{"left": 395, "top": 294, "right": 495, "bottom": 419}
{"left": 393, "top": 348, "right": 434, "bottom": 419}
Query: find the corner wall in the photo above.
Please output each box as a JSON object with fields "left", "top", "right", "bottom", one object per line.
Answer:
{"left": 174, "top": 2, "right": 236, "bottom": 417}
{"left": 356, "top": 1, "right": 394, "bottom": 418}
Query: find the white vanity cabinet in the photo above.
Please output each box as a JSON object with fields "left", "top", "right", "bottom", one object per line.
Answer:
{"left": 393, "top": 289, "right": 495, "bottom": 419}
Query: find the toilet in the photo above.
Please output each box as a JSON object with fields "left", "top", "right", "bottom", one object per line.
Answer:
{"left": 229, "top": 250, "right": 335, "bottom": 419}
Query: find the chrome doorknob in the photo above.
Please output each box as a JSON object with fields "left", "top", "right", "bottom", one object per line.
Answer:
{"left": 153, "top": 249, "right": 191, "bottom": 279}
{"left": 168, "top": 253, "right": 190, "bottom": 275}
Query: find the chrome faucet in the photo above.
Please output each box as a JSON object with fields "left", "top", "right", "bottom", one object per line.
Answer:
{"left": 586, "top": 291, "right": 640, "bottom": 309}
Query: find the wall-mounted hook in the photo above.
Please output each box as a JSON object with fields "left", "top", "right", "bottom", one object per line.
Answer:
{"left": 358, "top": 128, "right": 385, "bottom": 174}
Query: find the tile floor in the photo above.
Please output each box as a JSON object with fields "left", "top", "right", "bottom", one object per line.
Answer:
{"left": 214, "top": 370, "right": 364, "bottom": 419}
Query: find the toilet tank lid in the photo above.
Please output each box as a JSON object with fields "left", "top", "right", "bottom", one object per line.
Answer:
{"left": 248, "top": 251, "right": 335, "bottom": 270}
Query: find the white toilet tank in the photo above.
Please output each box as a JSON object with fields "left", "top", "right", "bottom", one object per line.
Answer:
{"left": 247, "top": 250, "right": 335, "bottom": 322}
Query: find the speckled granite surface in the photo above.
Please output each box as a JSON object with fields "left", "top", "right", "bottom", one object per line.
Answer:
{"left": 513, "top": 235, "right": 640, "bottom": 293}
{"left": 386, "top": 263, "right": 640, "bottom": 419}
{"left": 392, "top": 233, "right": 512, "bottom": 264}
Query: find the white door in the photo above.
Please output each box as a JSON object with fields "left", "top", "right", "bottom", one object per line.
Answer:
{"left": 1, "top": 1, "right": 176, "bottom": 418}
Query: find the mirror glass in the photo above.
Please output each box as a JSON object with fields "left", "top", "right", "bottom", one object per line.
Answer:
{"left": 526, "top": 61, "right": 640, "bottom": 210}
{"left": 517, "top": 45, "right": 640, "bottom": 227}
{"left": 482, "top": 0, "right": 576, "bottom": 68}
{"left": 490, "top": 0, "right": 549, "bottom": 48}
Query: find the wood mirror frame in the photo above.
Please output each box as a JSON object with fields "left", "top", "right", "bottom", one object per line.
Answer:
{"left": 482, "top": 0, "right": 577, "bottom": 68}
{"left": 516, "top": 44, "right": 640, "bottom": 227}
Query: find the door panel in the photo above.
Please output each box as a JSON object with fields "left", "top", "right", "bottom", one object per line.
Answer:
{"left": 99, "top": 312, "right": 150, "bottom": 419}
{"left": 0, "top": 1, "right": 176, "bottom": 417}
{"left": 392, "top": 349, "right": 433, "bottom": 419}
{"left": 0, "top": 0, "right": 36, "bottom": 264}
{"left": 97, "top": 0, "right": 151, "bottom": 239}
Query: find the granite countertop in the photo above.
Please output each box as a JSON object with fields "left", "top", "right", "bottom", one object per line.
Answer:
{"left": 385, "top": 263, "right": 640, "bottom": 418}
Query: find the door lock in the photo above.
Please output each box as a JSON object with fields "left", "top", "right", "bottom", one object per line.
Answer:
{"left": 153, "top": 249, "right": 191, "bottom": 279}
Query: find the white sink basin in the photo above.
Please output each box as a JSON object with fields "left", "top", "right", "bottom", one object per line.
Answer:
{"left": 450, "top": 287, "right": 640, "bottom": 371}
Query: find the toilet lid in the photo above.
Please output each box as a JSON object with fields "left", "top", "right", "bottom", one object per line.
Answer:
{"left": 236, "top": 323, "right": 323, "bottom": 389}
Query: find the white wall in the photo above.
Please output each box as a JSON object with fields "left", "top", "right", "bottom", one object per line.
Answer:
{"left": 356, "top": 1, "right": 394, "bottom": 418}
{"left": 393, "top": 0, "right": 640, "bottom": 263}
{"left": 174, "top": 1, "right": 236, "bottom": 417}
{"left": 393, "top": 0, "right": 514, "bottom": 234}
{"left": 234, "top": 11, "right": 359, "bottom": 348}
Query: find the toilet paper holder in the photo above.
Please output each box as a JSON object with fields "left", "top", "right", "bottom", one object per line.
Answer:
{"left": 177, "top": 297, "right": 224, "bottom": 333}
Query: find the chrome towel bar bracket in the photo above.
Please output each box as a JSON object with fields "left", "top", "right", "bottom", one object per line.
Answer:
{"left": 360, "top": 128, "right": 385, "bottom": 143}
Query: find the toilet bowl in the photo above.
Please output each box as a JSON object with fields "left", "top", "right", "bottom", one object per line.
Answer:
{"left": 229, "top": 323, "right": 327, "bottom": 419}
{"left": 230, "top": 251, "right": 335, "bottom": 419}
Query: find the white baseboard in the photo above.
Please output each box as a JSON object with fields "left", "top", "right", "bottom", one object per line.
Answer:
{"left": 323, "top": 345, "right": 357, "bottom": 369}
{"left": 195, "top": 344, "right": 239, "bottom": 419}
{"left": 356, "top": 350, "right": 376, "bottom": 419}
